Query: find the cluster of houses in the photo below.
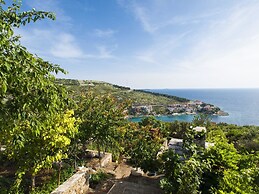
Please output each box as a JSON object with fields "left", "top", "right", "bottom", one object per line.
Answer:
{"left": 130, "top": 100, "right": 223, "bottom": 116}
{"left": 167, "top": 100, "right": 220, "bottom": 115}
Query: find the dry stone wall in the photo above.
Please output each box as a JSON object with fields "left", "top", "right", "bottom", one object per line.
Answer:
{"left": 51, "top": 168, "right": 90, "bottom": 194}
{"left": 51, "top": 151, "right": 112, "bottom": 194}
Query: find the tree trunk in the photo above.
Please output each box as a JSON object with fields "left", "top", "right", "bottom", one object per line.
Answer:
{"left": 97, "top": 143, "right": 101, "bottom": 167}
{"left": 74, "top": 156, "right": 77, "bottom": 169}
{"left": 82, "top": 142, "right": 87, "bottom": 157}
{"left": 31, "top": 175, "right": 36, "bottom": 190}
{"left": 58, "top": 162, "right": 62, "bottom": 185}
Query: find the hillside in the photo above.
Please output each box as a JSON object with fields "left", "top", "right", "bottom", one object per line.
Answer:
{"left": 56, "top": 79, "right": 189, "bottom": 105}
{"left": 56, "top": 78, "right": 225, "bottom": 116}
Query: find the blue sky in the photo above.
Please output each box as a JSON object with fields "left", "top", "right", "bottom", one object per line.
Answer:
{"left": 14, "top": 0, "right": 259, "bottom": 89}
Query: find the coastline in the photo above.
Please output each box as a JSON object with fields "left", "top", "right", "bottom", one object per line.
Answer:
{"left": 128, "top": 108, "right": 229, "bottom": 118}
{"left": 145, "top": 88, "right": 259, "bottom": 126}
{"left": 128, "top": 110, "right": 229, "bottom": 120}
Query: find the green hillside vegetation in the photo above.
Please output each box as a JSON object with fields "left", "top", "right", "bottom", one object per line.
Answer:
{"left": 56, "top": 78, "right": 189, "bottom": 106}
{"left": 56, "top": 78, "right": 225, "bottom": 116}
{"left": 3, "top": 2, "right": 256, "bottom": 194}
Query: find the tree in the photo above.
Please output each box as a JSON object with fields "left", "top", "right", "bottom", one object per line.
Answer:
{"left": 125, "top": 119, "right": 162, "bottom": 172}
{"left": 159, "top": 149, "right": 181, "bottom": 193}
{"left": 200, "top": 140, "right": 242, "bottom": 193}
{"left": 160, "top": 149, "right": 209, "bottom": 194}
{"left": 192, "top": 113, "right": 211, "bottom": 127}
{"left": 0, "top": 0, "right": 78, "bottom": 191}
{"left": 76, "top": 92, "right": 128, "bottom": 161}
{"left": 202, "top": 142, "right": 259, "bottom": 194}
{"left": 165, "top": 121, "right": 192, "bottom": 139}
{"left": 159, "top": 125, "right": 209, "bottom": 194}
{"left": 206, "top": 127, "right": 228, "bottom": 143}
{"left": 8, "top": 111, "right": 78, "bottom": 191}
{"left": 159, "top": 123, "right": 259, "bottom": 194}
{"left": 217, "top": 168, "right": 259, "bottom": 194}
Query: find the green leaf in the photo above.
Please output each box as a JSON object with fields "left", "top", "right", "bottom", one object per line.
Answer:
{"left": 2, "top": 82, "right": 7, "bottom": 93}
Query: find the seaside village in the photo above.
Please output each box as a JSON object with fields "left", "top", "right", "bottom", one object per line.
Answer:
{"left": 130, "top": 100, "right": 223, "bottom": 116}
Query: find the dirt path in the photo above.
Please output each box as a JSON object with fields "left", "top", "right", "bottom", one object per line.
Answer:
{"left": 114, "top": 163, "right": 131, "bottom": 179}
{"left": 87, "top": 161, "right": 164, "bottom": 194}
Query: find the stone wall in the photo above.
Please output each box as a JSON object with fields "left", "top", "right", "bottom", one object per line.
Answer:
{"left": 51, "top": 150, "right": 112, "bottom": 194}
{"left": 51, "top": 168, "right": 90, "bottom": 194}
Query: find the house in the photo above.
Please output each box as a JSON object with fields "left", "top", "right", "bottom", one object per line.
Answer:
{"left": 168, "top": 138, "right": 184, "bottom": 155}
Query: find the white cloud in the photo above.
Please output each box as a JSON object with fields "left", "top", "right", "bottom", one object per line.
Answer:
{"left": 135, "top": 32, "right": 190, "bottom": 66}
{"left": 117, "top": 0, "right": 157, "bottom": 33}
{"left": 131, "top": 3, "right": 156, "bottom": 33}
{"left": 17, "top": 28, "right": 118, "bottom": 61}
{"left": 119, "top": 1, "right": 221, "bottom": 34}
{"left": 95, "top": 45, "right": 117, "bottom": 59}
{"left": 173, "top": 2, "right": 259, "bottom": 87}
{"left": 50, "top": 33, "right": 84, "bottom": 59}
{"left": 94, "top": 29, "right": 116, "bottom": 38}
{"left": 17, "top": 28, "right": 84, "bottom": 59}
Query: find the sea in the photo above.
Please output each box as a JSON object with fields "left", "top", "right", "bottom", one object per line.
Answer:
{"left": 129, "top": 88, "right": 259, "bottom": 126}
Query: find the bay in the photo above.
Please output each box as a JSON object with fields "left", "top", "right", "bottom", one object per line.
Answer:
{"left": 130, "top": 89, "right": 259, "bottom": 126}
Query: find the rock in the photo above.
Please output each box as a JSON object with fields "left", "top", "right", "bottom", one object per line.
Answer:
{"left": 131, "top": 168, "right": 144, "bottom": 176}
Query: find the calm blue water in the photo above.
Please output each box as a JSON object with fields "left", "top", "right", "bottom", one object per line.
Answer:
{"left": 130, "top": 89, "right": 259, "bottom": 126}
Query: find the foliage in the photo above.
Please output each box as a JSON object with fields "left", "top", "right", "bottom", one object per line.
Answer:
{"left": 7, "top": 111, "right": 78, "bottom": 190}
{"left": 0, "top": 166, "right": 75, "bottom": 194}
{"left": 200, "top": 141, "right": 240, "bottom": 192}
{"left": 177, "top": 157, "right": 207, "bottom": 194}
{"left": 139, "top": 116, "right": 161, "bottom": 128}
{"left": 160, "top": 123, "right": 208, "bottom": 194}
{"left": 164, "top": 121, "right": 191, "bottom": 139}
{"left": 182, "top": 126, "right": 199, "bottom": 157}
{"left": 159, "top": 121, "right": 259, "bottom": 194}
{"left": 57, "top": 78, "right": 189, "bottom": 106}
{"left": 206, "top": 127, "right": 228, "bottom": 143}
{"left": 209, "top": 124, "right": 259, "bottom": 153}
{"left": 134, "top": 89, "right": 189, "bottom": 102}
{"left": 30, "top": 166, "right": 75, "bottom": 194}
{"left": 217, "top": 168, "right": 259, "bottom": 194}
{"left": 225, "top": 126, "right": 259, "bottom": 153}
{"left": 192, "top": 114, "right": 211, "bottom": 127}
{"left": 159, "top": 149, "right": 181, "bottom": 193}
{"left": 139, "top": 116, "right": 168, "bottom": 138}
{"left": 0, "top": 0, "right": 78, "bottom": 191}
{"left": 160, "top": 149, "right": 209, "bottom": 194}
{"left": 125, "top": 120, "right": 162, "bottom": 172}
{"left": 76, "top": 92, "right": 128, "bottom": 158}
{"left": 89, "top": 171, "right": 112, "bottom": 189}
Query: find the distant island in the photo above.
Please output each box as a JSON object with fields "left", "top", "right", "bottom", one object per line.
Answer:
{"left": 56, "top": 78, "right": 228, "bottom": 117}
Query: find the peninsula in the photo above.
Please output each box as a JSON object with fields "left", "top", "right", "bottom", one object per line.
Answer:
{"left": 56, "top": 79, "right": 228, "bottom": 117}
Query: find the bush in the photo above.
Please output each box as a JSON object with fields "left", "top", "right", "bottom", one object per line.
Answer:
{"left": 89, "top": 171, "right": 111, "bottom": 188}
